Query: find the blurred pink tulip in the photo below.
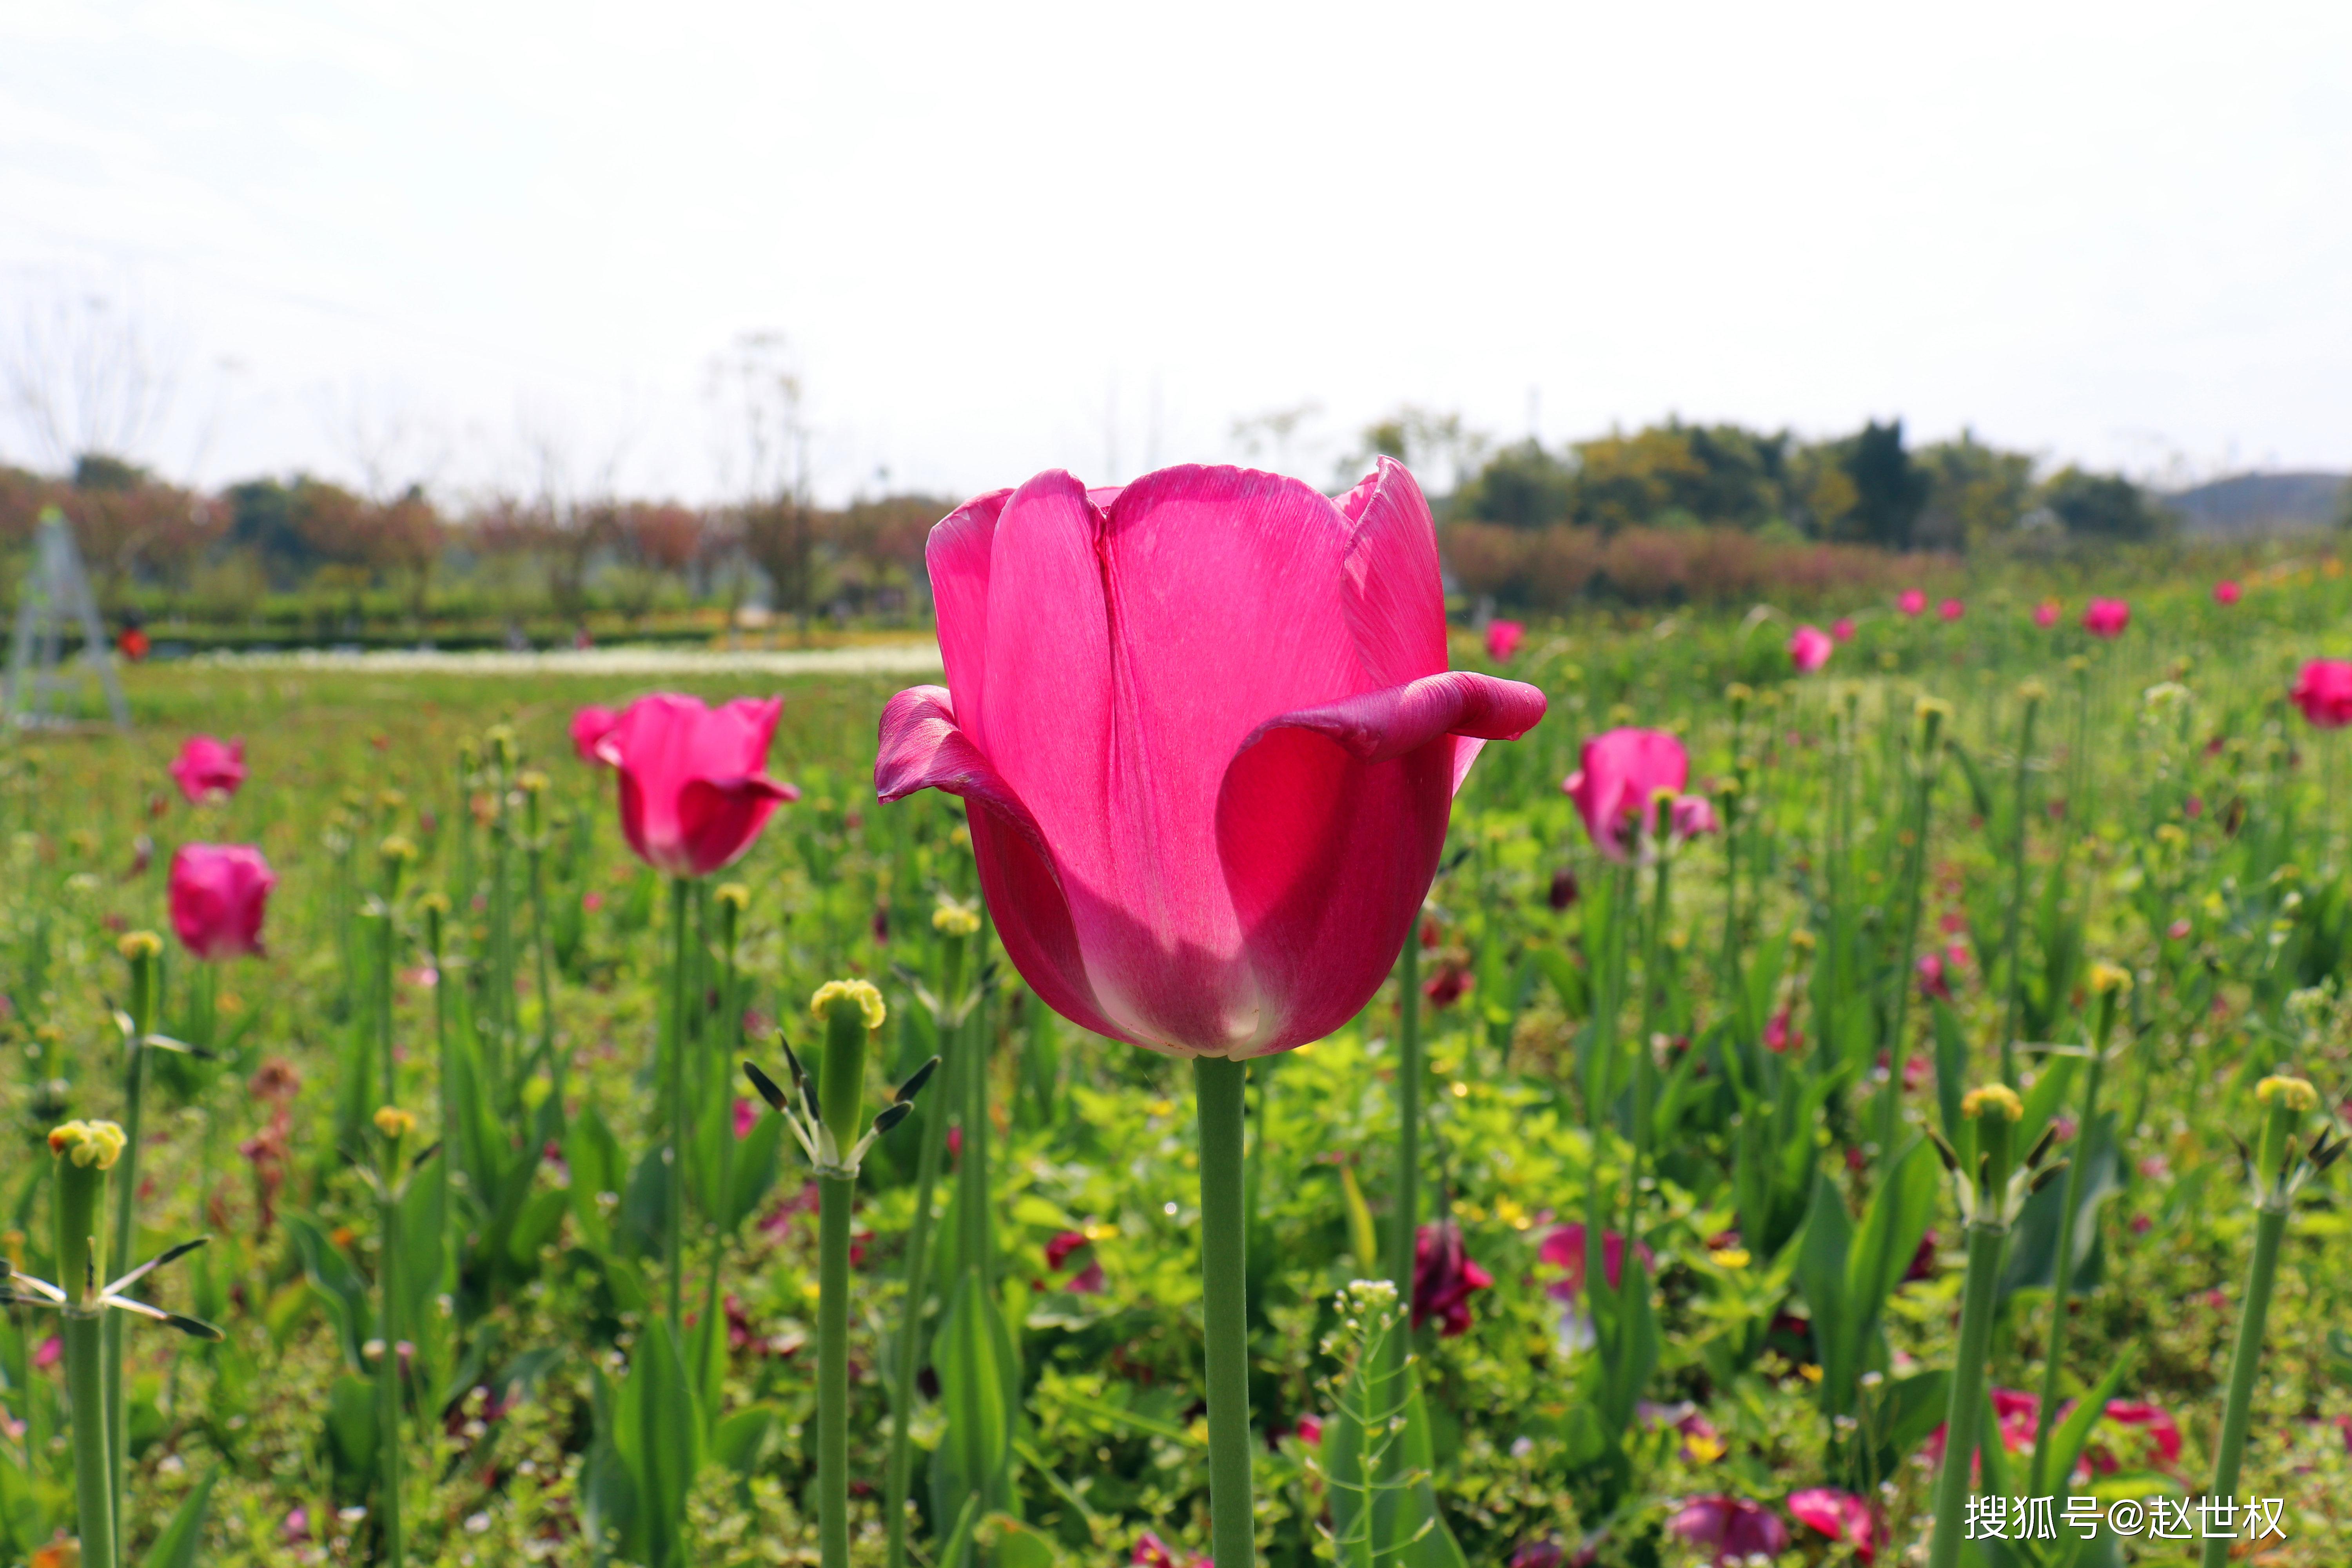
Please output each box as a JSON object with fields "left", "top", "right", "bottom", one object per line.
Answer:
{"left": 571, "top": 704, "right": 622, "bottom": 764}
{"left": 1666, "top": 1496, "right": 1788, "bottom": 1564}
{"left": 2290, "top": 659, "right": 2352, "bottom": 728}
{"left": 1788, "top": 1488, "right": 1876, "bottom": 1562}
{"left": 1788, "top": 624, "right": 1833, "bottom": 673}
{"left": 1938, "top": 597, "right": 1964, "bottom": 622}
{"left": 598, "top": 693, "right": 799, "bottom": 876}
{"left": 2213, "top": 579, "right": 2241, "bottom": 605}
{"left": 1830, "top": 617, "right": 1856, "bottom": 642}
{"left": 1539, "top": 1222, "right": 1651, "bottom": 1299}
{"left": 1411, "top": 1218, "right": 1493, "bottom": 1337}
{"left": 1563, "top": 729, "right": 1713, "bottom": 861}
{"left": 169, "top": 843, "right": 277, "bottom": 961}
{"left": 1484, "top": 619, "right": 1526, "bottom": 661}
{"left": 874, "top": 461, "right": 1545, "bottom": 1058}
{"left": 2034, "top": 600, "right": 2061, "bottom": 628}
{"left": 2082, "top": 597, "right": 2131, "bottom": 638}
{"left": 168, "top": 734, "right": 247, "bottom": 804}
{"left": 1896, "top": 589, "right": 1927, "bottom": 617}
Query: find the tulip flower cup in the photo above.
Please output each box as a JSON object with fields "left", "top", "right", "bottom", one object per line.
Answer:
{"left": 876, "top": 461, "right": 1545, "bottom": 1566}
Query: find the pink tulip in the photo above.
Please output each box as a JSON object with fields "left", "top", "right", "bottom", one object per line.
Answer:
{"left": 168, "top": 843, "right": 277, "bottom": 961}
{"left": 2290, "top": 659, "right": 2352, "bottom": 728}
{"left": 1788, "top": 1488, "right": 1876, "bottom": 1563}
{"left": 1763, "top": 1007, "right": 1801, "bottom": 1054}
{"left": 1410, "top": 1218, "right": 1494, "bottom": 1337}
{"left": 1562, "top": 728, "right": 1713, "bottom": 861}
{"left": 1666, "top": 1496, "right": 1788, "bottom": 1564}
{"left": 1938, "top": 597, "right": 1964, "bottom": 622}
{"left": 873, "top": 461, "right": 1546, "bottom": 1058}
{"left": 168, "top": 734, "right": 247, "bottom": 804}
{"left": 597, "top": 693, "right": 799, "bottom": 877}
{"left": 1916, "top": 950, "right": 1952, "bottom": 1002}
{"left": 1830, "top": 617, "right": 1856, "bottom": 642}
{"left": 1896, "top": 589, "right": 1927, "bottom": 617}
{"left": 2082, "top": 597, "right": 2131, "bottom": 638}
{"left": 1294, "top": 1414, "right": 1324, "bottom": 1448}
{"left": 2213, "top": 579, "right": 2241, "bottom": 606}
{"left": 2034, "top": 600, "right": 2061, "bottom": 629}
{"left": 1788, "top": 624, "right": 1833, "bottom": 673}
{"left": 2083, "top": 1399, "right": 2182, "bottom": 1475}
{"left": 571, "top": 704, "right": 622, "bottom": 765}
{"left": 1484, "top": 619, "right": 1526, "bottom": 662}
{"left": 1538, "top": 1223, "right": 1652, "bottom": 1300}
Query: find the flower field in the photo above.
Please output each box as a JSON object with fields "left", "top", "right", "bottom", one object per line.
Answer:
{"left": 5, "top": 469, "right": 2352, "bottom": 1568}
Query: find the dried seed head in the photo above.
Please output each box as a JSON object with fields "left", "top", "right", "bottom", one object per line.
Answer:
{"left": 1961, "top": 1084, "right": 2024, "bottom": 1123}
{"left": 374, "top": 1106, "right": 417, "bottom": 1142}
{"left": 2256, "top": 1076, "right": 2320, "bottom": 1113}
{"left": 810, "top": 979, "right": 887, "bottom": 1031}
{"left": 117, "top": 929, "right": 163, "bottom": 962}
{"left": 49, "top": 1119, "right": 127, "bottom": 1169}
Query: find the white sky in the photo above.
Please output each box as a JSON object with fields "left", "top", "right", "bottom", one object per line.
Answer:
{"left": 2, "top": 0, "right": 2348, "bottom": 505}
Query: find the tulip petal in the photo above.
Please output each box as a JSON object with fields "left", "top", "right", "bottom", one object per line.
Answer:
{"left": 675, "top": 775, "right": 799, "bottom": 875}
{"left": 1336, "top": 458, "right": 1448, "bottom": 689}
{"left": 874, "top": 686, "right": 1122, "bottom": 1041}
{"left": 1214, "top": 671, "right": 1547, "bottom": 1053}
{"left": 926, "top": 489, "right": 1010, "bottom": 740}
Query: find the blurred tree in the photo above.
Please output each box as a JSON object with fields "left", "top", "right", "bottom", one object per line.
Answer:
{"left": 1452, "top": 439, "right": 1576, "bottom": 528}
{"left": 1830, "top": 419, "right": 1929, "bottom": 549}
{"left": 743, "top": 499, "right": 825, "bottom": 628}
{"left": 1915, "top": 431, "right": 2034, "bottom": 551}
{"left": 1342, "top": 406, "right": 1489, "bottom": 494}
{"left": 2040, "top": 467, "right": 2170, "bottom": 541}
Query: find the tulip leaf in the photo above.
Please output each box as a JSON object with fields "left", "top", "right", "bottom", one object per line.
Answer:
{"left": 621, "top": 1316, "right": 702, "bottom": 1568}
{"left": 2036, "top": 1347, "right": 2137, "bottom": 1497}
{"left": 139, "top": 1466, "right": 217, "bottom": 1568}
{"left": 565, "top": 1104, "right": 626, "bottom": 1257}
{"left": 932, "top": 1269, "right": 1022, "bottom": 1563}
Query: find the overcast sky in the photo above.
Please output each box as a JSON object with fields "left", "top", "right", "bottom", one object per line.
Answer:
{"left": 3, "top": 1, "right": 2348, "bottom": 505}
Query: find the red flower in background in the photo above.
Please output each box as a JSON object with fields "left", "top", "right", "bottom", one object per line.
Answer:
{"left": 1539, "top": 1223, "right": 1652, "bottom": 1301}
{"left": 2290, "top": 659, "right": 2352, "bottom": 729}
{"left": 1897, "top": 589, "right": 1927, "bottom": 617}
{"left": 873, "top": 461, "right": 1544, "bottom": 1058}
{"left": 1666, "top": 1496, "right": 1788, "bottom": 1564}
{"left": 2034, "top": 600, "right": 2062, "bottom": 628}
{"left": 1789, "top": 1488, "right": 1876, "bottom": 1562}
{"left": 168, "top": 734, "right": 247, "bottom": 804}
{"left": 2082, "top": 598, "right": 2131, "bottom": 638}
{"left": 1045, "top": 1230, "right": 1106, "bottom": 1295}
{"left": 599, "top": 693, "right": 799, "bottom": 876}
{"left": 1831, "top": 617, "right": 1856, "bottom": 641}
{"left": 2213, "top": 579, "right": 2241, "bottom": 605}
{"left": 169, "top": 843, "right": 277, "bottom": 961}
{"left": 1485, "top": 619, "right": 1526, "bottom": 661}
{"left": 1788, "top": 624, "right": 1833, "bottom": 673}
{"left": 1411, "top": 1218, "right": 1493, "bottom": 1336}
{"left": 1938, "top": 598, "right": 1964, "bottom": 622}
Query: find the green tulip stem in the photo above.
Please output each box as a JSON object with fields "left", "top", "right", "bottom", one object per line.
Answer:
{"left": 665, "top": 875, "right": 691, "bottom": 1335}
{"left": 2029, "top": 991, "right": 2115, "bottom": 1492}
{"left": 886, "top": 943, "right": 962, "bottom": 1568}
{"left": 815, "top": 991, "right": 872, "bottom": 1568}
{"left": 1927, "top": 1212, "right": 2010, "bottom": 1568}
{"left": 1879, "top": 718, "right": 1942, "bottom": 1168}
{"left": 58, "top": 1153, "right": 116, "bottom": 1568}
{"left": 1196, "top": 1053, "right": 1256, "bottom": 1568}
{"left": 377, "top": 1130, "right": 407, "bottom": 1568}
{"left": 2200, "top": 1091, "right": 2305, "bottom": 1568}
{"left": 1386, "top": 933, "right": 1422, "bottom": 1334}
{"left": 2000, "top": 696, "right": 2040, "bottom": 1085}
{"left": 524, "top": 788, "right": 561, "bottom": 1111}
{"left": 105, "top": 940, "right": 158, "bottom": 1540}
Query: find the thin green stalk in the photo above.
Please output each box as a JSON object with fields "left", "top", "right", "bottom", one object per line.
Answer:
{"left": 57, "top": 1133, "right": 117, "bottom": 1568}
{"left": 1195, "top": 1054, "right": 1256, "bottom": 1568}
{"left": 2028, "top": 975, "right": 2121, "bottom": 1492}
{"left": 2199, "top": 1077, "right": 2317, "bottom": 1568}
{"left": 886, "top": 926, "right": 967, "bottom": 1568}
{"left": 2000, "top": 693, "right": 2041, "bottom": 1087}
{"left": 665, "top": 875, "right": 691, "bottom": 1334}
{"left": 1633, "top": 814, "right": 1673, "bottom": 1165}
{"left": 523, "top": 777, "right": 562, "bottom": 1110}
{"left": 106, "top": 933, "right": 161, "bottom": 1540}
{"left": 1927, "top": 1097, "right": 2019, "bottom": 1568}
{"left": 1878, "top": 703, "right": 1946, "bottom": 1168}
{"left": 375, "top": 1115, "right": 409, "bottom": 1568}
{"left": 956, "top": 981, "right": 992, "bottom": 1291}
{"left": 1385, "top": 934, "right": 1422, "bottom": 1323}
{"left": 813, "top": 984, "right": 878, "bottom": 1568}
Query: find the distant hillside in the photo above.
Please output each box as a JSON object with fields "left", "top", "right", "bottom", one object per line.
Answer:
{"left": 2161, "top": 471, "right": 2348, "bottom": 538}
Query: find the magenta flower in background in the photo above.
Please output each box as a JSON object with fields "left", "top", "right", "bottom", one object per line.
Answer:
{"left": 1411, "top": 1218, "right": 1494, "bottom": 1337}
{"left": 2290, "top": 659, "right": 2352, "bottom": 728}
{"left": 1788, "top": 1488, "right": 1877, "bottom": 1563}
{"left": 571, "top": 704, "right": 622, "bottom": 764}
{"left": 1666, "top": 1496, "right": 1789, "bottom": 1565}
{"left": 1938, "top": 597, "right": 1965, "bottom": 622}
{"left": 1507, "top": 1541, "right": 1564, "bottom": 1568}
{"left": 1896, "top": 588, "right": 1927, "bottom": 617}
{"left": 169, "top": 843, "right": 277, "bottom": 961}
{"left": 168, "top": 734, "right": 247, "bottom": 804}
{"left": 1539, "top": 1222, "right": 1652, "bottom": 1300}
{"left": 1045, "top": 1230, "right": 1107, "bottom": 1294}
{"left": 1484, "top": 619, "right": 1526, "bottom": 662}
{"left": 1563, "top": 728, "right": 1713, "bottom": 862}
{"left": 1831, "top": 616, "right": 1856, "bottom": 641}
{"left": 2082, "top": 1399, "right": 2182, "bottom": 1475}
{"left": 2034, "top": 600, "right": 2062, "bottom": 628}
{"left": 2082, "top": 597, "right": 2131, "bottom": 638}
{"left": 2214, "top": 579, "right": 2242, "bottom": 605}
{"left": 598, "top": 693, "right": 799, "bottom": 876}
{"left": 1915, "top": 950, "right": 1952, "bottom": 1002}
{"left": 874, "top": 462, "right": 1545, "bottom": 1058}
{"left": 1788, "top": 624, "right": 1833, "bottom": 673}
{"left": 1763, "top": 1006, "right": 1801, "bottom": 1054}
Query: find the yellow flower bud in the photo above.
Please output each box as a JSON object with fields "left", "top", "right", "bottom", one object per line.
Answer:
{"left": 715, "top": 883, "right": 751, "bottom": 912}
{"left": 2087, "top": 962, "right": 2133, "bottom": 996}
{"left": 811, "top": 978, "right": 887, "bottom": 1031}
{"left": 374, "top": 1105, "right": 417, "bottom": 1141}
{"left": 117, "top": 929, "right": 163, "bottom": 962}
{"left": 2256, "top": 1076, "right": 2319, "bottom": 1113}
{"left": 932, "top": 903, "right": 981, "bottom": 938}
{"left": 516, "top": 770, "right": 548, "bottom": 795}
{"left": 2015, "top": 679, "right": 2048, "bottom": 705}
{"left": 416, "top": 891, "right": 452, "bottom": 916}
{"left": 378, "top": 835, "right": 419, "bottom": 865}
{"left": 48, "top": 1119, "right": 127, "bottom": 1169}
{"left": 1961, "top": 1084, "right": 2024, "bottom": 1123}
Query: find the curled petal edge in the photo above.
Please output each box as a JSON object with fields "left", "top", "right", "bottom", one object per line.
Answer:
{"left": 1230, "top": 670, "right": 1547, "bottom": 771}
{"left": 874, "top": 686, "right": 1055, "bottom": 868}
